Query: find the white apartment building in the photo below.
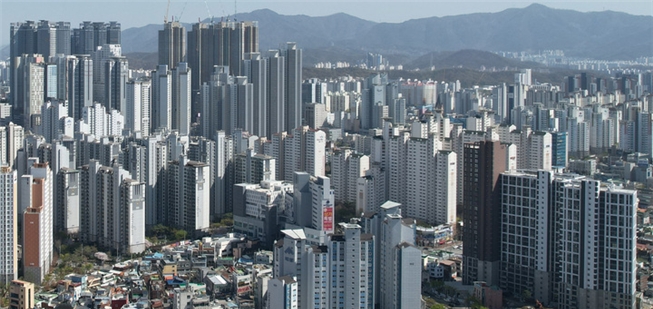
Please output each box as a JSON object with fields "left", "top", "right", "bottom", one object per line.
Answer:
{"left": 119, "top": 179, "right": 146, "bottom": 254}
{"left": 56, "top": 167, "right": 80, "bottom": 235}
{"left": 125, "top": 78, "right": 151, "bottom": 137}
{"left": 80, "top": 161, "right": 146, "bottom": 254}
{"left": 387, "top": 131, "right": 409, "bottom": 207}
{"left": 346, "top": 154, "right": 369, "bottom": 203}
{"left": 500, "top": 170, "right": 553, "bottom": 304}
{"left": 499, "top": 171, "right": 638, "bottom": 309}
{"left": 166, "top": 159, "right": 211, "bottom": 232}
{"left": 172, "top": 63, "right": 191, "bottom": 135}
{"left": 152, "top": 64, "right": 172, "bottom": 132}
{"left": 405, "top": 136, "right": 436, "bottom": 222}
{"left": 305, "top": 128, "right": 326, "bottom": 178}
{"left": 327, "top": 224, "right": 374, "bottom": 309}
{"left": 267, "top": 276, "right": 299, "bottom": 309}
{"left": 434, "top": 151, "right": 457, "bottom": 225}
{"left": 0, "top": 166, "right": 17, "bottom": 284}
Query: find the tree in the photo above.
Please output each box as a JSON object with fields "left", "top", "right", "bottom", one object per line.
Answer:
{"left": 468, "top": 296, "right": 488, "bottom": 309}
{"left": 150, "top": 224, "right": 169, "bottom": 236}
{"left": 522, "top": 289, "right": 532, "bottom": 302}
{"left": 174, "top": 229, "right": 187, "bottom": 241}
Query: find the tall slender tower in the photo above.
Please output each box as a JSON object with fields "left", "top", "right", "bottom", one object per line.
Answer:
{"left": 0, "top": 166, "right": 17, "bottom": 285}
{"left": 152, "top": 64, "right": 171, "bottom": 131}
{"left": 462, "top": 140, "right": 508, "bottom": 286}
{"left": 284, "top": 43, "right": 302, "bottom": 131}
{"left": 67, "top": 54, "right": 93, "bottom": 120}
{"left": 171, "top": 63, "right": 191, "bottom": 135}
{"left": 104, "top": 56, "right": 129, "bottom": 112}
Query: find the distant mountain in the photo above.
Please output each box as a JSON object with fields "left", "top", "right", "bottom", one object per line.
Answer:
{"left": 121, "top": 9, "right": 375, "bottom": 53}
{"left": 404, "top": 50, "right": 541, "bottom": 70}
{"left": 120, "top": 4, "right": 653, "bottom": 61}
{"left": 9, "top": 4, "right": 652, "bottom": 62}
{"left": 0, "top": 45, "right": 8, "bottom": 60}
{"left": 356, "top": 4, "right": 653, "bottom": 60}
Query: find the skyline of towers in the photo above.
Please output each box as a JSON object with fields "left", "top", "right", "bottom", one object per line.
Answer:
{"left": 1, "top": 15, "right": 650, "bottom": 308}
{"left": 187, "top": 21, "right": 259, "bottom": 115}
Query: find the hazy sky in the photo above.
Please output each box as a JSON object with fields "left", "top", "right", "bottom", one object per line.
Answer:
{"left": 1, "top": 0, "right": 652, "bottom": 46}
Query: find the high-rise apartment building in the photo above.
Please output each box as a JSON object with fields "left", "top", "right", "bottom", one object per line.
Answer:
{"left": 554, "top": 176, "right": 636, "bottom": 309}
{"left": 214, "top": 131, "right": 233, "bottom": 217}
{"left": 187, "top": 21, "right": 258, "bottom": 118}
{"left": 164, "top": 159, "right": 211, "bottom": 233}
{"left": 433, "top": 150, "right": 457, "bottom": 224}
{"left": 290, "top": 173, "right": 334, "bottom": 237}
{"left": 327, "top": 224, "right": 375, "bottom": 309}
{"left": 0, "top": 166, "right": 17, "bottom": 285}
{"left": 72, "top": 21, "right": 121, "bottom": 54}
{"left": 233, "top": 149, "right": 275, "bottom": 185}
{"left": 67, "top": 54, "right": 93, "bottom": 120}
{"left": 242, "top": 52, "right": 268, "bottom": 138}
{"left": 125, "top": 77, "right": 151, "bottom": 137}
{"left": 104, "top": 56, "right": 128, "bottom": 112}
{"left": 152, "top": 64, "right": 171, "bottom": 131}
{"left": 267, "top": 50, "right": 285, "bottom": 137}
{"left": 80, "top": 161, "right": 145, "bottom": 254}
{"left": 10, "top": 21, "right": 71, "bottom": 122}
{"left": 158, "top": 22, "right": 186, "bottom": 69}
{"left": 92, "top": 44, "right": 121, "bottom": 105}
{"left": 284, "top": 43, "right": 302, "bottom": 132}
{"left": 56, "top": 167, "right": 80, "bottom": 235}
{"left": 551, "top": 131, "right": 568, "bottom": 168}
{"left": 119, "top": 179, "right": 146, "bottom": 254}
{"left": 21, "top": 162, "right": 53, "bottom": 284}
{"left": 171, "top": 63, "right": 191, "bottom": 135}
{"left": 271, "top": 224, "right": 374, "bottom": 309}
{"left": 199, "top": 67, "right": 255, "bottom": 137}
{"left": 499, "top": 170, "right": 638, "bottom": 309}
{"left": 359, "top": 201, "right": 421, "bottom": 309}
{"left": 281, "top": 126, "right": 325, "bottom": 181}
{"left": 267, "top": 276, "right": 299, "bottom": 309}
{"left": 499, "top": 170, "right": 553, "bottom": 303}
{"left": 462, "top": 141, "right": 509, "bottom": 286}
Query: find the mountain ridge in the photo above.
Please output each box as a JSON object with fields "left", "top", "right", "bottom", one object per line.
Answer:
{"left": 3, "top": 4, "right": 651, "bottom": 61}
{"left": 118, "top": 4, "right": 652, "bottom": 60}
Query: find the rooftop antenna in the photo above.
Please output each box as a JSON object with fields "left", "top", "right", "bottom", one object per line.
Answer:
{"left": 234, "top": 0, "right": 237, "bottom": 21}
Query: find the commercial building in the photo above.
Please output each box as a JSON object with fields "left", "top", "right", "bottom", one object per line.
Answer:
{"left": 9, "top": 280, "right": 34, "bottom": 309}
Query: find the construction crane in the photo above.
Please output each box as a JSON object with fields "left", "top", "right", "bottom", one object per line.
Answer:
{"left": 204, "top": 0, "right": 214, "bottom": 23}
{"left": 177, "top": 2, "right": 188, "bottom": 22}
{"left": 164, "top": 0, "right": 171, "bottom": 23}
